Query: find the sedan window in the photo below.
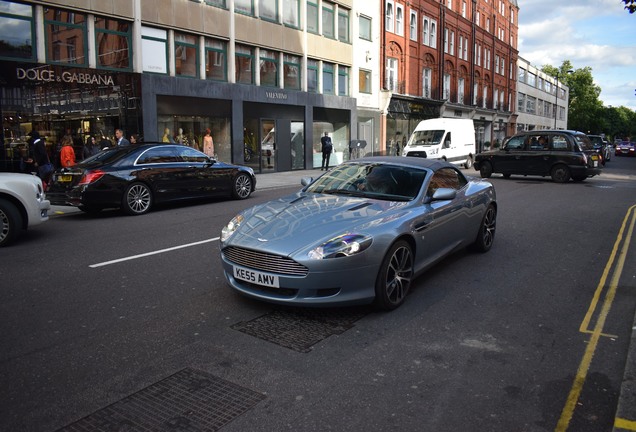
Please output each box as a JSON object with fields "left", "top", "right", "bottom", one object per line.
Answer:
{"left": 136, "top": 147, "right": 180, "bottom": 164}
{"left": 179, "top": 147, "right": 210, "bottom": 163}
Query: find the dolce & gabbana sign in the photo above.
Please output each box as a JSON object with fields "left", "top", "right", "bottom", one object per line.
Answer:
{"left": 16, "top": 66, "right": 115, "bottom": 86}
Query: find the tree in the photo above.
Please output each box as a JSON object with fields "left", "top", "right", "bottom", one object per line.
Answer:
{"left": 542, "top": 61, "right": 603, "bottom": 133}
{"left": 623, "top": 0, "right": 636, "bottom": 13}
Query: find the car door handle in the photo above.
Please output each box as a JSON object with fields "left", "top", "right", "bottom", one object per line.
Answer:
{"left": 414, "top": 221, "right": 430, "bottom": 232}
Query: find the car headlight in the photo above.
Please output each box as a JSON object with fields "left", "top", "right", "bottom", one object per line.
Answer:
{"left": 221, "top": 214, "right": 244, "bottom": 242}
{"left": 308, "top": 233, "right": 373, "bottom": 260}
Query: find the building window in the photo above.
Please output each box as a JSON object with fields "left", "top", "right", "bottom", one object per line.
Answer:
{"left": 395, "top": 4, "right": 404, "bottom": 36}
{"left": 422, "top": 67, "right": 431, "bottom": 98}
{"left": 235, "top": 0, "right": 254, "bottom": 15}
{"left": 95, "top": 17, "right": 132, "bottom": 70}
{"left": 204, "top": 0, "right": 226, "bottom": 7}
{"left": 205, "top": 39, "right": 226, "bottom": 81}
{"left": 175, "top": 32, "right": 198, "bottom": 77}
{"left": 322, "top": 2, "right": 335, "bottom": 38}
{"left": 409, "top": 11, "right": 417, "bottom": 41}
{"left": 44, "top": 6, "right": 87, "bottom": 66}
{"left": 449, "top": 30, "right": 455, "bottom": 56}
{"left": 385, "top": 57, "right": 398, "bottom": 91}
{"left": 385, "top": 0, "right": 394, "bottom": 33}
{"left": 307, "top": 1, "right": 318, "bottom": 33}
{"left": 338, "top": 7, "right": 350, "bottom": 43}
{"left": 235, "top": 44, "right": 254, "bottom": 84}
{"left": 0, "top": 1, "right": 34, "bottom": 60}
{"left": 458, "top": 77, "right": 465, "bottom": 103}
{"left": 283, "top": 54, "right": 300, "bottom": 90}
{"left": 359, "top": 69, "right": 371, "bottom": 94}
{"left": 359, "top": 15, "right": 371, "bottom": 40}
{"left": 260, "top": 49, "right": 278, "bottom": 87}
{"left": 307, "top": 59, "right": 318, "bottom": 92}
{"left": 283, "top": 0, "right": 299, "bottom": 28}
{"left": 483, "top": 86, "right": 488, "bottom": 108}
{"left": 462, "top": 1, "right": 467, "bottom": 17}
{"left": 141, "top": 26, "right": 167, "bottom": 74}
{"left": 338, "top": 65, "right": 349, "bottom": 96}
{"left": 259, "top": 0, "right": 277, "bottom": 22}
{"left": 473, "top": 82, "right": 478, "bottom": 105}
{"left": 443, "top": 73, "right": 450, "bottom": 99}
{"left": 322, "top": 62, "right": 334, "bottom": 94}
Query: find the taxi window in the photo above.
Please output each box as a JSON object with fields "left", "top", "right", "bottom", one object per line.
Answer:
{"left": 505, "top": 135, "right": 525, "bottom": 150}
{"left": 552, "top": 136, "right": 570, "bottom": 151}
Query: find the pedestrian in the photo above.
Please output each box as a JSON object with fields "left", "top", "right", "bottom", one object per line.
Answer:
{"left": 26, "top": 130, "right": 54, "bottom": 186}
{"left": 320, "top": 132, "right": 333, "bottom": 171}
{"left": 130, "top": 134, "right": 139, "bottom": 144}
{"left": 59, "top": 134, "right": 76, "bottom": 167}
{"left": 203, "top": 128, "right": 215, "bottom": 158}
{"left": 99, "top": 133, "right": 112, "bottom": 150}
{"left": 83, "top": 136, "right": 99, "bottom": 159}
{"left": 115, "top": 128, "right": 130, "bottom": 146}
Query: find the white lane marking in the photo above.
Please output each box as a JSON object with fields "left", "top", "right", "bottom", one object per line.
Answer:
{"left": 89, "top": 237, "right": 220, "bottom": 268}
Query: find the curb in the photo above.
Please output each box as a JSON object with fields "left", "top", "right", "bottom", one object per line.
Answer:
{"left": 613, "top": 308, "right": 636, "bottom": 431}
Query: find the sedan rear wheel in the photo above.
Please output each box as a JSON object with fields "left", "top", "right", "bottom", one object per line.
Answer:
{"left": 470, "top": 204, "right": 497, "bottom": 253}
{"left": 550, "top": 164, "right": 571, "bottom": 183}
{"left": 0, "top": 198, "right": 22, "bottom": 247}
{"left": 122, "top": 182, "right": 152, "bottom": 215}
{"left": 232, "top": 173, "right": 252, "bottom": 200}
{"left": 374, "top": 240, "right": 413, "bottom": 311}
{"left": 479, "top": 161, "right": 493, "bottom": 178}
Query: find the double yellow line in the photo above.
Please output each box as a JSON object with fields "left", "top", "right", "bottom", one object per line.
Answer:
{"left": 555, "top": 204, "right": 636, "bottom": 431}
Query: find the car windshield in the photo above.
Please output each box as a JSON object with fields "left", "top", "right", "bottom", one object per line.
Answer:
{"left": 574, "top": 135, "right": 594, "bottom": 150}
{"left": 588, "top": 136, "right": 603, "bottom": 146}
{"left": 304, "top": 163, "right": 426, "bottom": 201}
{"left": 407, "top": 130, "right": 444, "bottom": 147}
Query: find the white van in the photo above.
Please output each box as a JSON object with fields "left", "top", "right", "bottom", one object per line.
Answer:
{"left": 402, "top": 118, "right": 476, "bottom": 168}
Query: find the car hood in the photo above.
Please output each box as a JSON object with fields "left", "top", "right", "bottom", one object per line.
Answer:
{"left": 225, "top": 192, "right": 410, "bottom": 255}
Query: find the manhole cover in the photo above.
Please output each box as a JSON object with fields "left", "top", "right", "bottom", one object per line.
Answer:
{"left": 58, "top": 368, "right": 265, "bottom": 432}
{"left": 232, "top": 307, "right": 369, "bottom": 353}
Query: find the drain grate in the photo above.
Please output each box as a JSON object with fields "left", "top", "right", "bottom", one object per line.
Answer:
{"left": 232, "top": 307, "right": 369, "bottom": 353}
{"left": 58, "top": 368, "right": 265, "bottom": 432}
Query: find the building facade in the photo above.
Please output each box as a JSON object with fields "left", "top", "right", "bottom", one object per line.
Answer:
{"left": 381, "top": 0, "right": 519, "bottom": 152}
{"left": 516, "top": 56, "right": 570, "bottom": 132}
{"left": 0, "top": 0, "right": 365, "bottom": 173}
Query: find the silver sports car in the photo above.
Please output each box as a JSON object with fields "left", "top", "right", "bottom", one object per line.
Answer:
{"left": 220, "top": 156, "right": 497, "bottom": 310}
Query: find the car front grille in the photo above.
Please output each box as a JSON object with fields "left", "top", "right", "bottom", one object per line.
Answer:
{"left": 222, "top": 246, "right": 309, "bottom": 276}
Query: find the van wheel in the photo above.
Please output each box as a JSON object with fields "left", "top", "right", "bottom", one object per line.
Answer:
{"left": 479, "top": 161, "right": 493, "bottom": 178}
{"left": 464, "top": 156, "right": 473, "bottom": 169}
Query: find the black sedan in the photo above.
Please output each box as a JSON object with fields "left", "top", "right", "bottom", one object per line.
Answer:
{"left": 47, "top": 143, "right": 256, "bottom": 215}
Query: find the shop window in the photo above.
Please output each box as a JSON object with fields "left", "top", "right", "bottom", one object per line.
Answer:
{"left": 44, "top": 6, "right": 87, "bottom": 66}
{"left": 259, "top": 49, "right": 278, "bottom": 87}
{"left": 95, "top": 17, "right": 131, "bottom": 70}
{"left": 338, "top": 65, "right": 349, "bottom": 96}
{"left": 205, "top": 39, "right": 227, "bottom": 81}
{"left": 338, "top": 8, "right": 350, "bottom": 43}
{"left": 141, "top": 26, "right": 168, "bottom": 74}
{"left": 283, "top": 0, "right": 299, "bottom": 28}
{"left": 283, "top": 54, "right": 301, "bottom": 90}
{"left": 0, "top": 1, "right": 34, "bottom": 61}
{"left": 307, "top": 2, "right": 318, "bottom": 33}
{"left": 259, "top": 0, "right": 277, "bottom": 22}
{"left": 175, "top": 32, "right": 198, "bottom": 78}
{"left": 235, "top": 44, "right": 254, "bottom": 84}
{"left": 322, "top": 62, "right": 334, "bottom": 94}
{"left": 235, "top": 0, "right": 254, "bottom": 16}
{"left": 307, "top": 59, "right": 318, "bottom": 93}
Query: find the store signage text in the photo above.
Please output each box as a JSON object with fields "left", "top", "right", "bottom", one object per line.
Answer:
{"left": 265, "top": 91, "right": 288, "bottom": 100}
{"left": 16, "top": 67, "right": 115, "bottom": 86}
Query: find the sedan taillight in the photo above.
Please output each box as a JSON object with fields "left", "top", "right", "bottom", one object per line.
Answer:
{"left": 78, "top": 169, "right": 106, "bottom": 185}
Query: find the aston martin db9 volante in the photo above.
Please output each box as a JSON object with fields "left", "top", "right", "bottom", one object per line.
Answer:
{"left": 47, "top": 143, "right": 256, "bottom": 215}
{"left": 220, "top": 157, "right": 497, "bottom": 310}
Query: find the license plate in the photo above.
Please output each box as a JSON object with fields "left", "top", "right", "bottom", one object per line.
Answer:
{"left": 57, "top": 175, "right": 72, "bottom": 182}
{"left": 591, "top": 155, "right": 598, "bottom": 161}
{"left": 233, "top": 266, "right": 279, "bottom": 288}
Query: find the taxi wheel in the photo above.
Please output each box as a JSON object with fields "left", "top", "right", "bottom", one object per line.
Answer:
{"left": 551, "top": 165, "right": 571, "bottom": 183}
{"left": 479, "top": 161, "right": 493, "bottom": 178}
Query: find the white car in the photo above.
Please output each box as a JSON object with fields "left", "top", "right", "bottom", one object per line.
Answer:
{"left": 0, "top": 173, "right": 51, "bottom": 247}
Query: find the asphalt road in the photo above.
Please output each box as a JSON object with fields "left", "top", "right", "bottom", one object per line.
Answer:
{"left": 1, "top": 156, "right": 636, "bottom": 432}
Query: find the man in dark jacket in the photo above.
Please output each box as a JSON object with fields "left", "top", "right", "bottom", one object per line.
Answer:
{"left": 320, "top": 132, "right": 333, "bottom": 171}
{"left": 27, "top": 131, "right": 53, "bottom": 183}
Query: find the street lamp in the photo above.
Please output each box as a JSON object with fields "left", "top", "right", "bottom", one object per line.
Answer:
{"left": 554, "top": 70, "right": 573, "bottom": 129}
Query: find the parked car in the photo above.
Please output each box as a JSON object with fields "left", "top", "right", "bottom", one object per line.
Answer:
{"left": 47, "top": 143, "right": 256, "bottom": 215}
{"left": 0, "top": 173, "right": 50, "bottom": 247}
{"left": 474, "top": 130, "right": 602, "bottom": 183}
{"left": 220, "top": 156, "right": 497, "bottom": 311}
{"left": 587, "top": 134, "right": 611, "bottom": 164}
{"left": 615, "top": 141, "right": 635, "bottom": 157}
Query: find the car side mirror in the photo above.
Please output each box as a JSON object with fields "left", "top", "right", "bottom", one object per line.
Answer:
{"left": 431, "top": 188, "right": 456, "bottom": 201}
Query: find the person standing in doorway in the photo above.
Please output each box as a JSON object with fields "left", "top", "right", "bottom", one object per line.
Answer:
{"left": 320, "top": 132, "right": 333, "bottom": 171}
{"left": 203, "top": 128, "right": 215, "bottom": 158}
{"left": 115, "top": 128, "right": 130, "bottom": 146}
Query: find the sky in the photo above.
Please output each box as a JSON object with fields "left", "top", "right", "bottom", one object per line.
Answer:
{"left": 517, "top": 0, "right": 636, "bottom": 111}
